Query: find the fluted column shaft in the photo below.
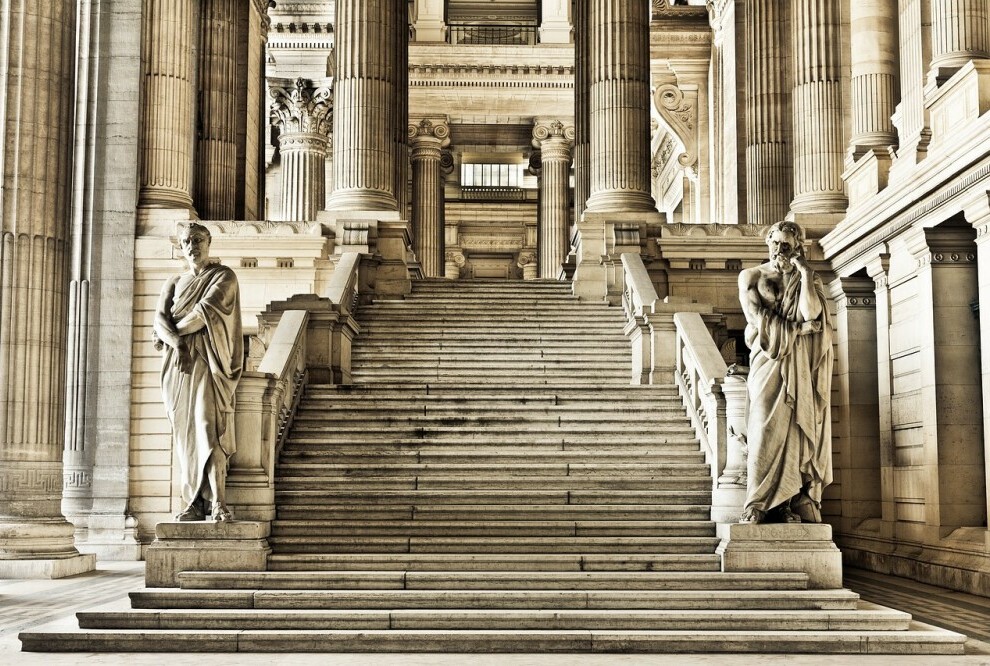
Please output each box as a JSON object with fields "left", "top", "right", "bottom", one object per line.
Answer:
{"left": 930, "top": 0, "right": 990, "bottom": 73}
{"left": 139, "top": 0, "right": 197, "bottom": 211}
{"left": 270, "top": 79, "right": 333, "bottom": 222}
{"left": 897, "top": 0, "right": 933, "bottom": 154}
{"left": 585, "top": 0, "right": 655, "bottom": 213}
{"left": 534, "top": 121, "right": 575, "bottom": 279}
{"left": 849, "top": 0, "right": 899, "bottom": 152}
{"left": 791, "top": 0, "right": 847, "bottom": 213}
{"left": 196, "top": 0, "right": 239, "bottom": 219}
{"left": 0, "top": 0, "right": 85, "bottom": 562}
{"left": 329, "top": 0, "right": 403, "bottom": 212}
{"left": 409, "top": 120, "right": 450, "bottom": 277}
{"left": 745, "top": 0, "right": 794, "bottom": 225}
{"left": 574, "top": 0, "right": 590, "bottom": 222}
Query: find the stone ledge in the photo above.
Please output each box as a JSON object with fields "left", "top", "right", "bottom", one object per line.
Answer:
{"left": 0, "top": 554, "right": 96, "bottom": 579}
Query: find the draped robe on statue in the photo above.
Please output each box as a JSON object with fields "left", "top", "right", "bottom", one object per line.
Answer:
{"left": 160, "top": 263, "right": 243, "bottom": 510}
{"left": 743, "top": 269, "right": 833, "bottom": 515}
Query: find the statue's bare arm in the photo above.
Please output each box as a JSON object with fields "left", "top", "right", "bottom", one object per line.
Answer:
{"left": 153, "top": 276, "right": 182, "bottom": 350}
{"left": 790, "top": 251, "right": 822, "bottom": 323}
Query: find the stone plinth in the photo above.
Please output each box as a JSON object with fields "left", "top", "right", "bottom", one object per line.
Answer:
{"left": 0, "top": 554, "right": 96, "bottom": 580}
{"left": 718, "top": 523, "right": 843, "bottom": 589}
{"left": 145, "top": 521, "right": 271, "bottom": 587}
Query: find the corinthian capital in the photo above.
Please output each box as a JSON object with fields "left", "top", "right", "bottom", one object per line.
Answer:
{"left": 269, "top": 77, "right": 334, "bottom": 135}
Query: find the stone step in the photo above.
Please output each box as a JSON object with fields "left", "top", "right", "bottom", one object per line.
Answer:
{"left": 280, "top": 439, "right": 702, "bottom": 451}
{"left": 273, "top": 505, "right": 713, "bottom": 522}
{"left": 275, "top": 463, "right": 708, "bottom": 478}
{"left": 73, "top": 603, "right": 913, "bottom": 632}
{"left": 304, "top": 382, "right": 680, "bottom": 395}
{"left": 285, "top": 430, "right": 697, "bottom": 443}
{"left": 267, "top": 536, "right": 722, "bottom": 555}
{"left": 278, "top": 450, "right": 706, "bottom": 464}
{"left": 175, "top": 570, "right": 810, "bottom": 591}
{"left": 270, "top": 520, "right": 716, "bottom": 538}
{"left": 291, "top": 411, "right": 691, "bottom": 424}
{"left": 274, "top": 476, "right": 711, "bottom": 492}
{"left": 266, "top": 553, "right": 723, "bottom": 573}
{"left": 127, "top": 588, "right": 862, "bottom": 612}
{"left": 273, "top": 490, "right": 713, "bottom": 507}
{"left": 20, "top": 623, "right": 966, "bottom": 654}
{"left": 346, "top": 372, "right": 633, "bottom": 383}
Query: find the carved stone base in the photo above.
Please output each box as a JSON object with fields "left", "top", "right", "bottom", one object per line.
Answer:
{"left": 0, "top": 554, "right": 96, "bottom": 579}
{"left": 145, "top": 521, "right": 271, "bottom": 587}
{"left": 717, "top": 523, "right": 843, "bottom": 589}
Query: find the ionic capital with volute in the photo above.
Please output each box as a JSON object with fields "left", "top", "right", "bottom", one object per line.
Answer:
{"left": 408, "top": 118, "right": 451, "bottom": 160}
{"left": 532, "top": 120, "right": 575, "bottom": 162}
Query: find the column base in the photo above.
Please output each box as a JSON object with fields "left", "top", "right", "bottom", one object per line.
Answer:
{"left": 145, "top": 521, "right": 271, "bottom": 588}
{"left": 717, "top": 522, "right": 843, "bottom": 589}
{"left": 136, "top": 206, "right": 199, "bottom": 236}
{"left": 0, "top": 554, "right": 96, "bottom": 579}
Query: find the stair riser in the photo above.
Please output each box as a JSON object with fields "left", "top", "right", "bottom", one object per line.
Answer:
{"left": 274, "top": 491, "right": 714, "bottom": 506}
{"left": 274, "top": 509, "right": 713, "bottom": 521}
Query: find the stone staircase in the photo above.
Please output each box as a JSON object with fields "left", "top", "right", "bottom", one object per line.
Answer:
{"left": 20, "top": 279, "right": 966, "bottom": 653}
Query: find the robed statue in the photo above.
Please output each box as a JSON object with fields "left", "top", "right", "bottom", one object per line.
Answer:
{"left": 737, "top": 221, "right": 833, "bottom": 524}
{"left": 153, "top": 223, "right": 243, "bottom": 522}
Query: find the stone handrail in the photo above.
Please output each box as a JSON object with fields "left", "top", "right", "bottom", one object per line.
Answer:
{"left": 227, "top": 310, "right": 309, "bottom": 523}
{"left": 621, "top": 252, "right": 660, "bottom": 318}
{"left": 673, "top": 311, "right": 748, "bottom": 528}
{"left": 326, "top": 251, "right": 361, "bottom": 316}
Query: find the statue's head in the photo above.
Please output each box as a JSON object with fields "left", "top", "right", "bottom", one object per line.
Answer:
{"left": 765, "top": 221, "right": 804, "bottom": 272}
{"left": 179, "top": 223, "right": 212, "bottom": 270}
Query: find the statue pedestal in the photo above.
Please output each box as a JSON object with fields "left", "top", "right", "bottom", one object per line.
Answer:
{"left": 717, "top": 523, "right": 843, "bottom": 589}
{"left": 145, "top": 521, "right": 271, "bottom": 587}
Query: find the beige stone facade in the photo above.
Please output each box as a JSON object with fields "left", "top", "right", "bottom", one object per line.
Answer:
{"left": 1, "top": 0, "right": 989, "bottom": 618}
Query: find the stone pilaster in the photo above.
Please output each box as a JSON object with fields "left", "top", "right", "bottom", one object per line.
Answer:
{"left": 408, "top": 119, "right": 450, "bottom": 278}
{"left": 584, "top": 0, "right": 655, "bottom": 213}
{"left": 0, "top": 0, "right": 95, "bottom": 578}
{"left": 905, "top": 225, "right": 985, "bottom": 538}
{"left": 328, "top": 0, "right": 403, "bottom": 212}
{"left": 412, "top": 0, "right": 446, "bottom": 42}
{"left": 745, "top": 0, "right": 793, "bottom": 226}
{"left": 195, "top": 0, "right": 239, "bottom": 220}
{"left": 270, "top": 78, "right": 333, "bottom": 222}
{"left": 828, "top": 277, "right": 883, "bottom": 534}
{"left": 866, "top": 254, "right": 897, "bottom": 539}
{"left": 963, "top": 192, "right": 990, "bottom": 530}
{"left": 139, "top": 0, "right": 198, "bottom": 212}
{"left": 929, "top": 0, "right": 990, "bottom": 80}
{"left": 533, "top": 120, "right": 575, "bottom": 279}
{"left": 540, "top": 0, "right": 572, "bottom": 44}
{"left": 791, "top": 0, "right": 847, "bottom": 216}
{"left": 893, "top": 0, "right": 933, "bottom": 165}
{"left": 573, "top": 0, "right": 590, "bottom": 221}
{"left": 849, "top": 0, "right": 899, "bottom": 155}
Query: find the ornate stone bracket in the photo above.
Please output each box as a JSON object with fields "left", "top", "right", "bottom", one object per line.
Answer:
{"left": 654, "top": 83, "right": 699, "bottom": 168}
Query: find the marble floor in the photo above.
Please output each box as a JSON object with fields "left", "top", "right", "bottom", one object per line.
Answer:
{"left": 1, "top": 562, "right": 989, "bottom": 665}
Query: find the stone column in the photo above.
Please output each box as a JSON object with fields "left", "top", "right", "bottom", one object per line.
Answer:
{"left": 828, "top": 277, "right": 883, "bottom": 534}
{"left": 573, "top": 0, "right": 590, "bottom": 222}
{"left": 235, "top": 0, "right": 272, "bottom": 221}
{"left": 849, "top": 0, "right": 900, "bottom": 155}
{"left": 196, "top": 0, "right": 239, "bottom": 220}
{"left": 408, "top": 119, "right": 450, "bottom": 278}
{"left": 328, "top": 0, "right": 402, "bottom": 212}
{"left": 533, "top": 120, "right": 575, "bottom": 279}
{"left": 745, "top": 0, "right": 793, "bottom": 226}
{"left": 791, "top": 0, "right": 847, "bottom": 216}
{"left": 584, "top": 0, "right": 655, "bottom": 213}
{"left": 929, "top": 0, "right": 990, "bottom": 79}
{"left": 413, "top": 0, "right": 446, "bottom": 42}
{"left": 0, "top": 0, "right": 95, "bottom": 577}
{"left": 269, "top": 78, "right": 333, "bottom": 222}
{"left": 893, "top": 0, "right": 933, "bottom": 165}
{"left": 540, "top": 0, "right": 572, "bottom": 43}
{"left": 139, "top": 0, "right": 198, "bottom": 213}
{"left": 395, "top": 0, "right": 410, "bottom": 219}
